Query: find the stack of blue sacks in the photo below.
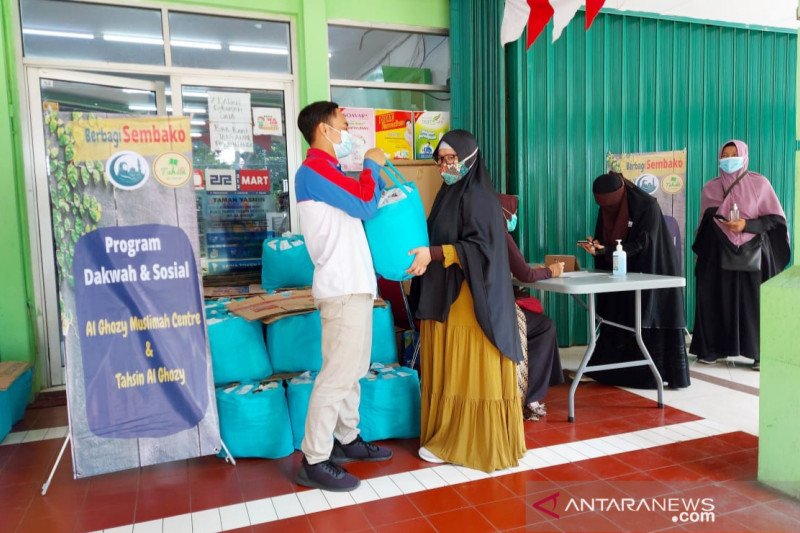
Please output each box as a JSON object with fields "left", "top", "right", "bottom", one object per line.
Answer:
{"left": 206, "top": 300, "right": 293, "bottom": 459}
{"left": 287, "top": 365, "right": 420, "bottom": 450}
{"left": 206, "top": 235, "right": 421, "bottom": 459}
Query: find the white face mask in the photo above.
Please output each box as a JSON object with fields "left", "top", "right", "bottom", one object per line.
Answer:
{"left": 324, "top": 125, "right": 354, "bottom": 159}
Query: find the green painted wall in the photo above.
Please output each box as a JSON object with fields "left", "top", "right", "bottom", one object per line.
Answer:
{"left": 759, "top": 22, "right": 800, "bottom": 500}
{"left": 0, "top": 0, "right": 448, "bottom": 380}
{"left": 0, "top": 1, "right": 36, "bottom": 367}
{"left": 758, "top": 266, "right": 800, "bottom": 499}
{"left": 506, "top": 12, "right": 796, "bottom": 346}
{"left": 326, "top": 0, "right": 449, "bottom": 28}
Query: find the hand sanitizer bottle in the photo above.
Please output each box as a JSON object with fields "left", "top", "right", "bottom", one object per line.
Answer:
{"left": 612, "top": 239, "right": 627, "bottom": 277}
{"left": 730, "top": 203, "right": 740, "bottom": 221}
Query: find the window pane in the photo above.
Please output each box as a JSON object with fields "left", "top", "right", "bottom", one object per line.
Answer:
{"left": 169, "top": 13, "right": 291, "bottom": 73}
{"left": 330, "top": 87, "right": 450, "bottom": 113}
{"left": 329, "top": 25, "right": 449, "bottom": 86}
{"left": 20, "top": 0, "right": 164, "bottom": 65}
{"left": 41, "top": 79, "right": 157, "bottom": 115}
{"left": 184, "top": 86, "right": 291, "bottom": 279}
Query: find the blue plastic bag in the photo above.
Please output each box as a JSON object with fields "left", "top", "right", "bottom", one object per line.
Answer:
{"left": 268, "top": 305, "right": 397, "bottom": 373}
{"left": 261, "top": 235, "right": 315, "bottom": 291}
{"left": 267, "top": 311, "right": 322, "bottom": 373}
{"left": 216, "top": 381, "right": 294, "bottom": 459}
{"left": 206, "top": 301, "right": 272, "bottom": 385}
{"left": 286, "top": 373, "right": 315, "bottom": 450}
{"left": 359, "top": 366, "right": 421, "bottom": 441}
{"left": 371, "top": 304, "right": 398, "bottom": 365}
{"left": 285, "top": 366, "right": 420, "bottom": 449}
{"left": 364, "top": 162, "right": 429, "bottom": 281}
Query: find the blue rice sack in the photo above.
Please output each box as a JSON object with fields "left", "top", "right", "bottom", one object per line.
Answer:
{"left": 267, "top": 311, "right": 323, "bottom": 373}
{"left": 261, "top": 235, "right": 315, "bottom": 291}
{"left": 359, "top": 365, "right": 420, "bottom": 441}
{"left": 371, "top": 304, "right": 398, "bottom": 365}
{"left": 285, "top": 366, "right": 420, "bottom": 449}
{"left": 268, "top": 305, "right": 395, "bottom": 373}
{"left": 364, "top": 162, "right": 429, "bottom": 281}
{"left": 215, "top": 381, "right": 294, "bottom": 459}
{"left": 206, "top": 300, "right": 272, "bottom": 385}
{"left": 286, "top": 372, "right": 315, "bottom": 450}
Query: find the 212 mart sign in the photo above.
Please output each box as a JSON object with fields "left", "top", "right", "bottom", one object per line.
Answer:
{"left": 238, "top": 169, "right": 270, "bottom": 192}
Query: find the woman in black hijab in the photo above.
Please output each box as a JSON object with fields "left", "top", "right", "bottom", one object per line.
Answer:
{"left": 579, "top": 172, "right": 690, "bottom": 389}
{"left": 407, "top": 130, "right": 525, "bottom": 472}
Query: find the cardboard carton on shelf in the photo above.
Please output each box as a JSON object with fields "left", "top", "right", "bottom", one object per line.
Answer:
{"left": 388, "top": 159, "right": 442, "bottom": 217}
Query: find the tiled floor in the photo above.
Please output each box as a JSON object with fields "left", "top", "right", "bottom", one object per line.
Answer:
{"left": 2, "top": 352, "right": 799, "bottom": 533}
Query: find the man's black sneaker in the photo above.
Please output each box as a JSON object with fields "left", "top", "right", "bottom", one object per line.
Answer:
{"left": 295, "top": 457, "right": 360, "bottom": 492}
{"left": 330, "top": 435, "right": 393, "bottom": 464}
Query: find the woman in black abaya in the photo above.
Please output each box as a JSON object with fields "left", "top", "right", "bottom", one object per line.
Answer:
{"left": 406, "top": 130, "right": 525, "bottom": 472}
{"left": 579, "top": 172, "right": 690, "bottom": 389}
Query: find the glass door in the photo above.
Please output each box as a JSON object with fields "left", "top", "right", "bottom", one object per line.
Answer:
{"left": 25, "top": 68, "right": 167, "bottom": 387}
{"left": 172, "top": 76, "right": 299, "bottom": 286}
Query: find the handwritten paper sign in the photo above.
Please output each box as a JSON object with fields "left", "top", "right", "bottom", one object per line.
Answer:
{"left": 210, "top": 122, "right": 253, "bottom": 153}
{"left": 208, "top": 92, "right": 251, "bottom": 123}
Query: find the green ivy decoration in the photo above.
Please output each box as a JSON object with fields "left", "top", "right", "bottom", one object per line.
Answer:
{"left": 45, "top": 109, "right": 106, "bottom": 294}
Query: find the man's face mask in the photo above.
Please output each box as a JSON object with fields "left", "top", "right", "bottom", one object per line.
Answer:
{"left": 719, "top": 156, "right": 744, "bottom": 174}
{"left": 324, "top": 124, "right": 354, "bottom": 159}
{"left": 437, "top": 148, "right": 478, "bottom": 185}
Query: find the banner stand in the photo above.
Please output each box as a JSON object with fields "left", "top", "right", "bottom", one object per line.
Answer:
{"left": 41, "top": 435, "right": 70, "bottom": 496}
{"left": 41, "top": 433, "right": 237, "bottom": 496}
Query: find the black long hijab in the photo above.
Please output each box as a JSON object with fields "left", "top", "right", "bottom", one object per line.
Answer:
{"left": 410, "top": 130, "right": 523, "bottom": 363}
{"left": 592, "top": 173, "right": 685, "bottom": 329}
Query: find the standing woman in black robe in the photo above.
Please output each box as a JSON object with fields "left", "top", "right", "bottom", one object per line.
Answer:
{"left": 579, "top": 172, "right": 690, "bottom": 389}
{"left": 691, "top": 140, "right": 790, "bottom": 371}
{"left": 406, "top": 130, "right": 525, "bottom": 472}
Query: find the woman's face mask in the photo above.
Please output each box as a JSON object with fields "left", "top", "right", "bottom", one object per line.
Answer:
{"left": 506, "top": 212, "right": 518, "bottom": 232}
{"left": 324, "top": 125, "right": 354, "bottom": 159}
{"left": 502, "top": 207, "right": 518, "bottom": 232}
{"left": 438, "top": 148, "right": 478, "bottom": 185}
{"left": 719, "top": 156, "right": 744, "bottom": 174}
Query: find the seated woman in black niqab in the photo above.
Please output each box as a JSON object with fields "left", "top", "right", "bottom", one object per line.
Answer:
{"left": 578, "top": 172, "right": 690, "bottom": 389}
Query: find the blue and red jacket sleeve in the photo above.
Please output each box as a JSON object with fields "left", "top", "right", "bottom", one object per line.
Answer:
{"left": 296, "top": 157, "right": 385, "bottom": 221}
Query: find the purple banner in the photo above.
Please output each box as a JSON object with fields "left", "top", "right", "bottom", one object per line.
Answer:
{"left": 73, "top": 224, "right": 208, "bottom": 438}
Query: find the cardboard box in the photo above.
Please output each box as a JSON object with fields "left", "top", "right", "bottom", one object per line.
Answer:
{"left": 203, "top": 284, "right": 266, "bottom": 299}
{"left": 226, "top": 289, "right": 387, "bottom": 325}
{"left": 391, "top": 160, "right": 442, "bottom": 216}
{"left": 545, "top": 255, "right": 580, "bottom": 272}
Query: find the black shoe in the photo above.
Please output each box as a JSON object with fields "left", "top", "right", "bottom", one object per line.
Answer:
{"left": 330, "top": 435, "right": 393, "bottom": 464}
{"left": 752, "top": 362, "right": 760, "bottom": 371}
{"left": 295, "top": 457, "right": 360, "bottom": 492}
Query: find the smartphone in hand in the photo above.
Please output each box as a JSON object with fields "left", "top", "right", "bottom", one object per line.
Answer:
{"left": 713, "top": 214, "right": 728, "bottom": 222}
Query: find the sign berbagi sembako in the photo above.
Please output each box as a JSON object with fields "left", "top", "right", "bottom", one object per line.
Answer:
{"left": 609, "top": 150, "right": 688, "bottom": 274}
{"left": 45, "top": 111, "right": 224, "bottom": 480}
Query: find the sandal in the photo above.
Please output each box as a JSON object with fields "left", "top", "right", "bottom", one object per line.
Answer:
{"left": 522, "top": 405, "right": 540, "bottom": 421}
{"left": 527, "top": 401, "right": 547, "bottom": 417}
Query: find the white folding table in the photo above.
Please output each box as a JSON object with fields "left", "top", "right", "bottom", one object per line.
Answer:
{"left": 517, "top": 271, "right": 686, "bottom": 422}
